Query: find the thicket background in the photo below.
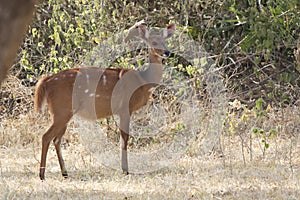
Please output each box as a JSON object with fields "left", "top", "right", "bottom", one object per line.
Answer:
{"left": 1, "top": 0, "right": 300, "bottom": 114}
{"left": 0, "top": 0, "right": 299, "bottom": 199}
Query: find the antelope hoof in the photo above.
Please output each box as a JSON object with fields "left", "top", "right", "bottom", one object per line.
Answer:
{"left": 62, "top": 172, "right": 68, "bottom": 179}
{"left": 39, "top": 169, "right": 45, "bottom": 181}
{"left": 39, "top": 175, "right": 45, "bottom": 181}
{"left": 123, "top": 170, "right": 129, "bottom": 175}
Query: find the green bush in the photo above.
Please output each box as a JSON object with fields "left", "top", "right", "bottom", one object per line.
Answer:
{"left": 10, "top": 0, "right": 300, "bottom": 106}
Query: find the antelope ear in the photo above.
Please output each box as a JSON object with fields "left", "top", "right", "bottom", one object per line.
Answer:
{"left": 162, "top": 24, "right": 175, "bottom": 39}
{"left": 125, "top": 19, "right": 147, "bottom": 43}
{"left": 138, "top": 25, "right": 149, "bottom": 41}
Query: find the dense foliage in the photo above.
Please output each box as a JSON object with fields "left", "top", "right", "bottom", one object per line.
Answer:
{"left": 2, "top": 0, "right": 300, "bottom": 117}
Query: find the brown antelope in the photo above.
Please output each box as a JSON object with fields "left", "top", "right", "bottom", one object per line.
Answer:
{"left": 34, "top": 22, "right": 175, "bottom": 180}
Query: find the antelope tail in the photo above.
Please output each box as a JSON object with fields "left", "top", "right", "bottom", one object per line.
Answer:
{"left": 34, "top": 77, "right": 47, "bottom": 113}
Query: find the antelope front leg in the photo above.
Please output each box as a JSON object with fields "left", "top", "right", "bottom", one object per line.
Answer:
{"left": 119, "top": 115, "right": 129, "bottom": 174}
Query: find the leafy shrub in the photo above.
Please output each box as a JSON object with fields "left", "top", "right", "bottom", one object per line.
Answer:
{"left": 3, "top": 0, "right": 300, "bottom": 113}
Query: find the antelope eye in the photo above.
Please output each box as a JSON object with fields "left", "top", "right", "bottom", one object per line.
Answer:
{"left": 152, "top": 41, "right": 158, "bottom": 46}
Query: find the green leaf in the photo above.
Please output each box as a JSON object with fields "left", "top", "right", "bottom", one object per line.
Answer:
{"left": 255, "top": 98, "right": 264, "bottom": 111}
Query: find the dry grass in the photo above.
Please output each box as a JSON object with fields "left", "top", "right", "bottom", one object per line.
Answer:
{"left": 0, "top": 76, "right": 299, "bottom": 199}
{"left": 0, "top": 109, "right": 299, "bottom": 199}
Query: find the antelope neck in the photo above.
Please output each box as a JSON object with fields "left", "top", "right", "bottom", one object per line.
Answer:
{"left": 140, "top": 52, "right": 163, "bottom": 84}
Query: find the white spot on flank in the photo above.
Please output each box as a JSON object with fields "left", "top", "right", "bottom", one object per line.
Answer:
{"left": 103, "top": 75, "right": 107, "bottom": 85}
{"left": 89, "top": 93, "right": 95, "bottom": 97}
{"left": 54, "top": 77, "right": 59, "bottom": 80}
{"left": 86, "top": 74, "right": 89, "bottom": 79}
{"left": 70, "top": 74, "right": 74, "bottom": 77}
{"left": 62, "top": 74, "right": 66, "bottom": 78}
{"left": 84, "top": 89, "right": 89, "bottom": 93}
{"left": 96, "top": 94, "right": 100, "bottom": 98}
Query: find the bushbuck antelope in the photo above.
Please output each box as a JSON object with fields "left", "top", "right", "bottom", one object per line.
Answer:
{"left": 34, "top": 22, "right": 175, "bottom": 180}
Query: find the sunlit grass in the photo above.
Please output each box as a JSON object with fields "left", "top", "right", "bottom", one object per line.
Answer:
{"left": 0, "top": 76, "right": 299, "bottom": 199}
{"left": 0, "top": 111, "right": 299, "bottom": 199}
